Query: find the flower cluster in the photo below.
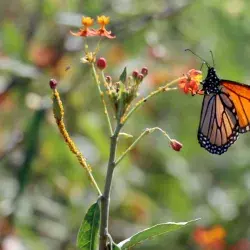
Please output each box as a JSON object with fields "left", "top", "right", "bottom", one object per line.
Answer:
{"left": 178, "top": 69, "right": 203, "bottom": 95}
{"left": 193, "top": 225, "right": 226, "bottom": 250}
{"left": 70, "top": 15, "right": 115, "bottom": 39}
{"left": 193, "top": 225, "right": 250, "bottom": 250}
{"left": 103, "top": 67, "right": 148, "bottom": 118}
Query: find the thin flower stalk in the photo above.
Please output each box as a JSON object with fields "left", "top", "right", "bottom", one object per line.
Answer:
{"left": 101, "top": 70, "right": 111, "bottom": 91}
{"left": 52, "top": 89, "right": 102, "bottom": 196}
{"left": 121, "top": 77, "right": 181, "bottom": 124}
{"left": 91, "top": 63, "right": 113, "bottom": 135}
{"left": 115, "top": 127, "right": 172, "bottom": 166}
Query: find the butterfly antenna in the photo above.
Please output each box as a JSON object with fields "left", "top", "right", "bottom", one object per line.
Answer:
{"left": 200, "top": 61, "right": 206, "bottom": 71}
{"left": 185, "top": 49, "right": 210, "bottom": 68}
{"left": 210, "top": 50, "right": 215, "bottom": 67}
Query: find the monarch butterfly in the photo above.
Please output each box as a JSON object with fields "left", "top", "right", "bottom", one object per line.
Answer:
{"left": 187, "top": 50, "right": 250, "bottom": 155}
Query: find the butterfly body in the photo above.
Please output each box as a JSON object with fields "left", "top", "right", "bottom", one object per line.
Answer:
{"left": 197, "top": 66, "right": 250, "bottom": 155}
{"left": 202, "top": 67, "right": 221, "bottom": 94}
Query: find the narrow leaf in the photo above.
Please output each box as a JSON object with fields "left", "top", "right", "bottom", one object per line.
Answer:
{"left": 2, "top": 21, "right": 25, "bottom": 57}
{"left": 77, "top": 202, "right": 100, "bottom": 250}
{"left": 119, "top": 132, "right": 133, "bottom": 138}
{"left": 118, "top": 219, "right": 199, "bottom": 249}
{"left": 119, "top": 67, "right": 127, "bottom": 83}
{"left": 16, "top": 109, "right": 45, "bottom": 198}
{"left": 112, "top": 242, "right": 121, "bottom": 250}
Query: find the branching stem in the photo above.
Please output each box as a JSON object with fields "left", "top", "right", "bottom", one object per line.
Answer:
{"left": 98, "top": 77, "right": 180, "bottom": 249}
{"left": 115, "top": 127, "right": 171, "bottom": 166}
{"left": 121, "top": 78, "right": 180, "bottom": 124}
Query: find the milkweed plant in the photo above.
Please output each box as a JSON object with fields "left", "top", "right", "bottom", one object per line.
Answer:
{"left": 49, "top": 15, "right": 201, "bottom": 250}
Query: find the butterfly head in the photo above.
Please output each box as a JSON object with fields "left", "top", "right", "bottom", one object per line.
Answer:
{"left": 184, "top": 49, "right": 221, "bottom": 94}
{"left": 202, "top": 67, "right": 221, "bottom": 94}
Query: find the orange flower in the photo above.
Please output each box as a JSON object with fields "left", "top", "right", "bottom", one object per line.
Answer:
{"left": 70, "top": 16, "right": 97, "bottom": 37}
{"left": 178, "top": 69, "right": 203, "bottom": 95}
{"left": 193, "top": 225, "right": 226, "bottom": 250}
{"left": 96, "top": 15, "right": 116, "bottom": 39}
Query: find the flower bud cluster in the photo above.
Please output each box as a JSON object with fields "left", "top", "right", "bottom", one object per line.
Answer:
{"left": 104, "top": 67, "right": 148, "bottom": 119}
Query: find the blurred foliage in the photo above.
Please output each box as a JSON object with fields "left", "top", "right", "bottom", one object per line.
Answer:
{"left": 1, "top": 0, "right": 250, "bottom": 249}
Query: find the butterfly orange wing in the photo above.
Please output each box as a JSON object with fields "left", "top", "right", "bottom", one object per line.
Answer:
{"left": 198, "top": 91, "right": 239, "bottom": 154}
{"left": 221, "top": 80, "right": 250, "bottom": 133}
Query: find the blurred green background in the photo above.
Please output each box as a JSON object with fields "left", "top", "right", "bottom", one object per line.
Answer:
{"left": 1, "top": 0, "right": 250, "bottom": 249}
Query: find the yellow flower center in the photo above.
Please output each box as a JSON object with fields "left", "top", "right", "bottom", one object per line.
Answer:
{"left": 194, "top": 74, "right": 202, "bottom": 83}
{"left": 81, "top": 17, "right": 94, "bottom": 27}
{"left": 97, "top": 15, "right": 110, "bottom": 29}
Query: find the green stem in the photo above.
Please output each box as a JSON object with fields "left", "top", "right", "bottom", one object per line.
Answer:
{"left": 99, "top": 123, "right": 123, "bottom": 250}
{"left": 115, "top": 127, "right": 171, "bottom": 166}
{"left": 121, "top": 78, "right": 180, "bottom": 124}
{"left": 91, "top": 63, "right": 113, "bottom": 135}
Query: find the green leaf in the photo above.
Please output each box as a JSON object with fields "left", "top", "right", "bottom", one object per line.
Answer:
{"left": 77, "top": 202, "right": 100, "bottom": 250}
{"left": 119, "top": 67, "right": 127, "bottom": 83}
{"left": 2, "top": 21, "right": 25, "bottom": 58}
{"left": 112, "top": 242, "right": 121, "bottom": 250}
{"left": 119, "top": 132, "right": 133, "bottom": 138}
{"left": 17, "top": 109, "right": 45, "bottom": 198}
{"left": 118, "top": 219, "right": 199, "bottom": 249}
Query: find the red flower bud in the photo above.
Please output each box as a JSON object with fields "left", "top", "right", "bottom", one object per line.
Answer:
{"left": 132, "top": 70, "right": 139, "bottom": 79}
{"left": 96, "top": 57, "right": 107, "bottom": 70}
{"left": 106, "top": 75, "right": 112, "bottom": 83}
{"left": 141, "top": 67, "right": 148, "bottom": 76}
{"left": 170, "top": 139, "right": 183, "bottom": 152}
{"left": 49, "top": 79, "right": 58, "bottom": 89}
{"left": 138, "top": 74, "right": 144, "bottom": 82}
